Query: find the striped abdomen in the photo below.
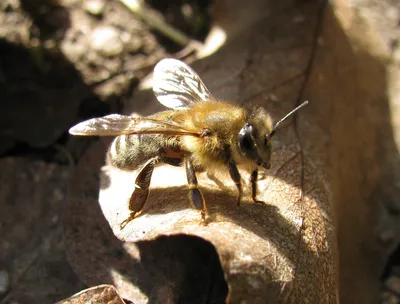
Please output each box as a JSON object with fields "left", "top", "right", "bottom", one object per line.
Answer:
{"left": 107, "top": 134, "right": 164, "bottom": 170}
{"left": 106, "top": 133, "right": 184, "bottom": 171}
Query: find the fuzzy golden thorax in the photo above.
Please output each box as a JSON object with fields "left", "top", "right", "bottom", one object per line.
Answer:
{"left": 178, "top": 101, "right": 273, "bottom": 170}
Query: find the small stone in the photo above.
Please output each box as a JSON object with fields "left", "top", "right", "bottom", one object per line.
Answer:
{"left": 0, "top": 270, "right": 9, "bottom": 293}
{"left": 385, "top": 275, "right": 400, "bottom": 294}
{"left": 58, "top": 0, "right": 80, "bottom": 6}
{"left": 84, "top": 0, "right": 105, "bottom": 16}
{"left": 90, "top": 26, "right": 123, "bottom": 57}
{"left": 3, "top": 0, "right": 20, "bottom": 10}
{"left": 61, "top": 37, "right": 87, "bottom": 62}
{"left": 121, "top": 32, "right": 143, "bottom": 53}
{"left": 43, "top": 39, "right": 57, "bottom": 50}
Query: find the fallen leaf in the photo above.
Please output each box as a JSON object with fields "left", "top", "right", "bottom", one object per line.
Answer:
{"left": 56, "top": 284, "right": 126, "bottom": 304}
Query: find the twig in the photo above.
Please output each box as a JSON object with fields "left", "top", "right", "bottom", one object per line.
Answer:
{"left": 119, "top": 0, "right": 190, "bottom": 47}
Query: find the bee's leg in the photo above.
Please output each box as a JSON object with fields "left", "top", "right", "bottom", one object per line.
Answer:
{"left": 257, "top": 169, "right": 266, "bottom": 180}
{"left": 185, "top": 158, "right": 207, "bottom": 222}
{"left": 207, "top": 171, "right": 228, "bottom": 191}
{"left": 250, "top": 169, "right": 264, "bottom": 205}
{"left": 227, "top": 158, "right": 243, "bottom": 206}
{"left": 120, "top": 157, "right": 158, "bottom": 229}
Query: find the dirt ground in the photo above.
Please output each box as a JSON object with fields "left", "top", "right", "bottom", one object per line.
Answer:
{"left": 0, "top": 0, "right": 209, "bottom": 302}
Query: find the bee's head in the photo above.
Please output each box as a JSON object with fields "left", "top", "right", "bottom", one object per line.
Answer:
{"left": 238, "top": 101, "right": 309, "bottom": 169}
{"left": 238, "top": 107, "right": 273, "bottom": 169}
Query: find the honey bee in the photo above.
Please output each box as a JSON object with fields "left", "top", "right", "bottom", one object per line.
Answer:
{"left": 69, "top": 58, "right": 308, "bottom": 228}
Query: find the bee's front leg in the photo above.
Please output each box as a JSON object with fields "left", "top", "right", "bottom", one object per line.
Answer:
{"left": 185, "top": 158, "right": 207, "bottom": 223}
{"left": 250, "top": 169, "right": 264, "bottom": 205}
{"left": 227, "top": 158, "right": 243, "bottom": 206}
{"left": 224, "top": 145, "right": 243, "bottom": 205}
{"left": 120, "top": 157, "right": 158, "bottom": 229}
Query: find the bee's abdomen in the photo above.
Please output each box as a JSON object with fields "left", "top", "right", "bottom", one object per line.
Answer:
{"left": 106, "top": 134, "right": 164, "bottom": 170}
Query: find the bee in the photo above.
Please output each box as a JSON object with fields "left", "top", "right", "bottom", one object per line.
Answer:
{"left": 69, "top": 58, "right": 308, "bottom": 229}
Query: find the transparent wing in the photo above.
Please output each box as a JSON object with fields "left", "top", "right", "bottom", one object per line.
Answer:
{"left": 69, "top": 114, "right": 205, "bottom": 137}
{"left": 153, "top": 58, "right": 215, "bottom": 110}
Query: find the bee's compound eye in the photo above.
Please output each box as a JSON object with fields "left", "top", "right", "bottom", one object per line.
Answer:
{"left": 238, "top": 123, "right": 257, "bottom": 158}
{"left": 239, "top": 134, "right": 253, "bottom": 151}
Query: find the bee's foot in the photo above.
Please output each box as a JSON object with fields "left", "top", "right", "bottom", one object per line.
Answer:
{"left": 253, "top": 199, "right": 265, "bottom": 205}
{"left": 257, "top": 171, "right": 266, "bottom": 180}
{"left": 199, "top": 220, "right": 208, "bottom": 226}
{"left": 120, "top": 212, "right": 137, "bottom": 230}
{"left": 120, "top": 220, "right": 129, "bottom": 230}
{"left": 236, "top": 198, "right": 241, "bottom": 206}
{"left": 199, "top": 211, "right": 208, "bottom": 226}
{"left": 199, "top": 218, "right": 208, "bottom": 226}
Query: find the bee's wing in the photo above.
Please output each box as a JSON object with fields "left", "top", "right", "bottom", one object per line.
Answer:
{"left": 153, "top": 58, "right": 214, "bottom": 110}
{"left": 69, "top": 114, "right": 205, "bottom": 137}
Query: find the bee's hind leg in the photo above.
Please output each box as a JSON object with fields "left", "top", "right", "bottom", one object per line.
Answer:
{"left": 120, "top": 157, "right": 158, "bottom": 229}
{"left": 185, "top": 158, "right": 207, "bottom": 223}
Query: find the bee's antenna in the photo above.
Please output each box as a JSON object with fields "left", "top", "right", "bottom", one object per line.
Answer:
{"left": 268, "top": 100, "right": 309, "bottom": 138}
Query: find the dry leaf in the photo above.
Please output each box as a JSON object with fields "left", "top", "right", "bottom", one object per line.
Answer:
{"left": 56, "top": 284, "right": 126, "bottom": 304}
